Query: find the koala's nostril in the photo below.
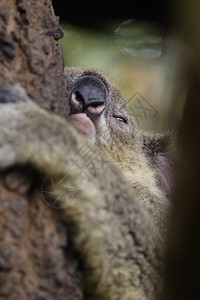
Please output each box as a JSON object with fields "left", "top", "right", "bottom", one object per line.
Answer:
{"left": 69, "top": 76, "right": 107, "bottom": 117}
{"left": 70, "top": 91, "right": 84, "bottom": 112}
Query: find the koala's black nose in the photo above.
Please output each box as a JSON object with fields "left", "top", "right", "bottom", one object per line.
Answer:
{"left": 69, "top": 76, "right": 107, "bottom": 118}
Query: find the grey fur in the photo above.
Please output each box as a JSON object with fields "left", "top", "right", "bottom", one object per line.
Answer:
{"left": 0, "top": 68, "right": 174, "bottom": 299}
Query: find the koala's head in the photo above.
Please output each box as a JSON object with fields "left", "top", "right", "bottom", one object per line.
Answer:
{"left": 64, "top": 67, "right": 175, "bottom": 205}
{"left": 64, "top": 67, "right": 175, "bottom": 229}
{"left": 64, "top": 67, "right": 141, "bottom": 163}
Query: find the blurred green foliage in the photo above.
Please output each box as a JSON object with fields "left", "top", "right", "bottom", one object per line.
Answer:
{"left": 60, "top": 23, "right": 120, "bottom": 71}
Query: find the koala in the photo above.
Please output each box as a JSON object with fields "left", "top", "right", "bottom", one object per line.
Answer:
{"left": 0, "top": 67, "right": 175, "bottom": 300}
{"left": 64, "top": 67, "right": 174, "bottom": 230}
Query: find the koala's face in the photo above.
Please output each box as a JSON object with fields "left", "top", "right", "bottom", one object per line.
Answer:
{"left": 64, "top": 67, "right": 139, "bottom": 160}
{"left": 64, "top": 68, "right": 172, "bottom": 227}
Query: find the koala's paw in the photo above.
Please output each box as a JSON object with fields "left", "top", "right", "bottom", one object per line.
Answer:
{"left": 0, "top": 85, "right": 32, "bottom": 104}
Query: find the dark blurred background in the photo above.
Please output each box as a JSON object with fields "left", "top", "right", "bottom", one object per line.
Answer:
{"left": 52, "top": 0, "right": 171, "bottom": 32}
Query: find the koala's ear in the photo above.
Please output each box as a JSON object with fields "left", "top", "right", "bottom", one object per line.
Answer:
{"left": 141, "top": 132, "right": 176, "bottom": 198}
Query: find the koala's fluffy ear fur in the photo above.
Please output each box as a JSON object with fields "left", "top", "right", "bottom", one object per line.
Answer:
{"left": 141, "top": 132, "right": 176, "bottom": 198}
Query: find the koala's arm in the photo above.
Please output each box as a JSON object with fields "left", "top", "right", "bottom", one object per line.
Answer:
{"left": 0, "top": 87, "right": 163, "bottom": 300}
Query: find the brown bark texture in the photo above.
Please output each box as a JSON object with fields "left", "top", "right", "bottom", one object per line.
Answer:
{"left": 0, "top": 0, "right": 82, "bottom": 299}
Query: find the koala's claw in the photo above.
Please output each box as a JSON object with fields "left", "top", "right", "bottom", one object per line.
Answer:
{"left": 0, "top": 91, "right": 12, "bottom": 103}
{"left": 0, "top": 85, "right": 31, "bottom": 104}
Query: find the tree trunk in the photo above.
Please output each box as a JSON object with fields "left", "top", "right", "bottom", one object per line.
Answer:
{"left": 0, "top": 1, "right": 82, "bottom": 299}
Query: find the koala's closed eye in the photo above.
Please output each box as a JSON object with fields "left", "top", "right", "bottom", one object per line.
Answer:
{"left": 113, "top": 115, "right": 128, "bottom": 124}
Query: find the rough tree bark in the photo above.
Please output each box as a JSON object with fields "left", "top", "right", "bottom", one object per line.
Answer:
{"left": 0, "top": 0, "right": 82, "bottom": 299}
